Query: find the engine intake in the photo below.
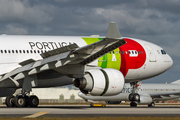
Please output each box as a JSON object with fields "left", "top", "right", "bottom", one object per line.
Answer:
{"left": 74, "top": 68, "right": 125, "bottom": 96}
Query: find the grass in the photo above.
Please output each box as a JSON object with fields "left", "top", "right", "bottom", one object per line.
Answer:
{"left": 0, "top": 117, "right": 180, "bottom": 120}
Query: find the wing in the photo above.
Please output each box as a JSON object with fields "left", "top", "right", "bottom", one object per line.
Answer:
{"left": 0, "top": 22, "right": 126, "bottom": 89}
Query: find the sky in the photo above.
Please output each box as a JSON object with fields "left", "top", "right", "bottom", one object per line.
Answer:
{"left": 0, "top": 0, "right": 179, "bottom": 83}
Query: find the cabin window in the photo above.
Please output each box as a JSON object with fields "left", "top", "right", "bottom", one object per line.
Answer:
{"left": 12, "top": 50, "right": 14, "bottom": 53}
{"left": 19, "top": 50, "right": 22, "bottom": 53}
{"left": 122, "top": 51, "right": 124, "bottom": 54}
{"left": 125, "top": 51, "right": 127, "bottom": 54}
{"left": 129, "top": 51, "right": 131, "bottom": 54}
{"left": 8, "top": 50, "right": 11, "bottom": 53}
{"left": 27, "top": 50, "right": 29, "bottom": 53}
{"left": 4, "top": 50, "right": 7, "bottom": 53}
{"left": 113, "top": 51, "right": 114, "bottom": 54}
{"left": 161, "top": 50, "right": 166, "bottom": 55}
{"left": 132, "top": 51, "right": 134, "bottom": 54}
{"left": 119, "top": 51, "right": 121, "bottom": 54}
{"left": 135, "top": 51, "right": 137, "bottom": 54}
{"left": 16, "top": 50, "right": 18, "bottom": 53}
{"left": 1, "top": 50, "right": 3, "bottom": 53}
{"left": 30, "top": 50, "right": 33, "bottom": 53}
{"left": 23, "top": 50, "right": 25, "bottom": 53}
{"left": 116, "top": 51, "right": 118, "bottom": 54}
{"left": 34, "top": 50, "right": 36, "bottom": 53}
{"left": 141, "top": 51, "right": 143, "bottom": 54}
{"left": 138, "top": 51, "right": 140, "bottom": 54}
{"left": 37, "top": 50, "right": 40, "bottom": 54}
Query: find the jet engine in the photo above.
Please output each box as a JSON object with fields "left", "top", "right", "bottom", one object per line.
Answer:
{"left": 74, "top": 68, "right": 125, "bottom": 96}
{"left": 138, "top": 95, "right": 152, "bottom": 104}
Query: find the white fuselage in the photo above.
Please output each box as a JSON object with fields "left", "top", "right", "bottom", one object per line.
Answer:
{"left": 0, "top": 35, "right": 173, "bottom": 87}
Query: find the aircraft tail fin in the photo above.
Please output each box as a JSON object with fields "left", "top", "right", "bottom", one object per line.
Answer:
{"left": 106, "top": 22, "right": 121, "bottom": 39}
{"left": 171, "top": 79, "right": 180, "bottom": 84}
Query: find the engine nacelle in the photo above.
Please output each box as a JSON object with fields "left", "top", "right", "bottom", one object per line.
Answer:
{"left": 74, "top": 68, "right": 125, "bottom": 96}
{"left": 138, "top": 95, "right": 152, "bottom": 104}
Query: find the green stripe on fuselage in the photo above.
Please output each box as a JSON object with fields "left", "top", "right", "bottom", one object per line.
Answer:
{"left": 82, "top": 37, "right": 121, "bottom": 70}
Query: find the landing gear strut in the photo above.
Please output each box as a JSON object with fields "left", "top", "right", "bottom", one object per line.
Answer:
{"left": 129, "top": 82, "right": 140, "bottom": 107}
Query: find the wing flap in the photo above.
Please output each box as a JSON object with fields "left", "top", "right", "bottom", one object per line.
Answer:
{"left": 19, "top": 59, "right": 36, "bottom": 66}
{"left": 40, "top": 43, "right": 79, "bottom": 58}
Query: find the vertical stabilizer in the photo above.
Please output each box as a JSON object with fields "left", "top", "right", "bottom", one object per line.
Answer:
{"left": 106, "top": 22, "right": 121, "bottom": 39}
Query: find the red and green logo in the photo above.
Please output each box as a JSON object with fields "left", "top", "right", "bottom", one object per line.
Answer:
{"left": 82, "top": 38, "right": 146, "bottom": 77}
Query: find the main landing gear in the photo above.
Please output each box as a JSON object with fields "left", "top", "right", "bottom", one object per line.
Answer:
{"left": 129, "top": 93, "right": 140, "bottom": 107}
{"left": 5, "top": 94, "right": 39, "bottom": 107}
{"left": 129, "top": 82, "right": 140, "bottom": 107}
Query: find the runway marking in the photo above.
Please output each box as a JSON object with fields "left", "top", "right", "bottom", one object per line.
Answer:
{"left": 23, "top": 111, "right": 49, "bottom": 118}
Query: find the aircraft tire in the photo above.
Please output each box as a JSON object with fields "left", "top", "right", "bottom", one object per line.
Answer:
{"left": 5, "top": 96, "right": 15, "bottom": 107}
{"left": 24, "top": 96, "right": 30, "bottom": 107}
{"left": 130, "top": 102, "right": 137, "bottom": 107}
{"left": 133, "top": 93, "right": 140, "bottom": 102}
{"left": 28, "top": 95, "right": 39, "bottom": 107}
{"left": 13, "top": 95, "right": 26, "bottom": 107}
{"left": 148, "top": 102, "right": 155, "bottom": 107}
{"left": 129, "top": 93, "right": 134, "bottom": 101}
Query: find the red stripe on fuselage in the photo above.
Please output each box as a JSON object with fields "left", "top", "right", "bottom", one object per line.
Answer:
{"left": 120, "top": 38, "right": 146, "bottom": 77}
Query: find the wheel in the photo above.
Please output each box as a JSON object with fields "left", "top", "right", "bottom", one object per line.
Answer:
{"left": 129, "top": 93, "right": 134, "bottom": 101}
{"left": 28, "top": 95, "right": 39, "bottom": 107}
{"left": 13, "top": 95, "right": 26, "bottom": 107}
{"left": 24, "top": 96, "right": 30, "bottom": 107}
{"left": 130, "top": 102, "right": 137, "bottom": 107}
{"left": 90, "top": 103, "right": 93, "bottom": 107}
{"left": 148, "top": 102, "right": 155, "bottom": 107}
{"left": 133, "top": 93, "right": 140, "bottom": 102}
{"left": 5, "top": 96, "right": 15, "bottom": 107}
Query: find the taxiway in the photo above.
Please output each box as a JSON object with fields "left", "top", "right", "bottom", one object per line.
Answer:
{"left": 0, "top": 105, "right": 180, "bottom": 118}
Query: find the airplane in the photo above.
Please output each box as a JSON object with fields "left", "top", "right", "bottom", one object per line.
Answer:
{"left": 79, "top": 80, "right": 180, "bottom": 107}
{"left": 0, "top": 23, "right": 173, "bottom": 107}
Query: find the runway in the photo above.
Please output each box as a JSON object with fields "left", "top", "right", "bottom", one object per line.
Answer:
{"left": 0, "top": 105, "right": 180, "bottom": 118}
